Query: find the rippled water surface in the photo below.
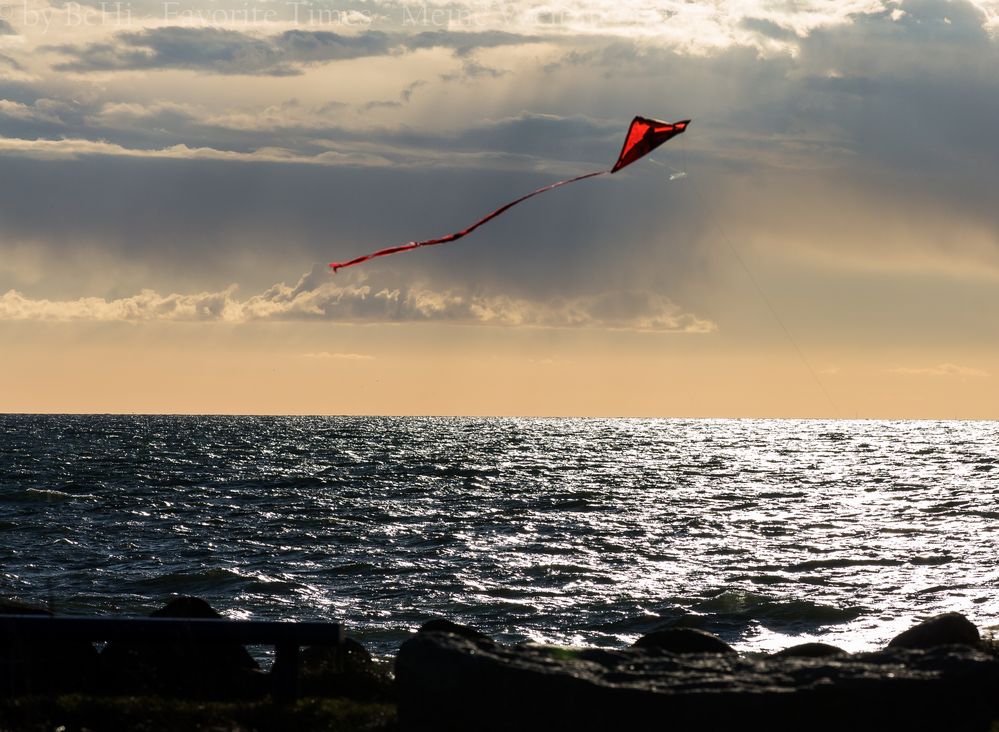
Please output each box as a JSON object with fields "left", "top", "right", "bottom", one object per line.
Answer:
{"left": 2, "top": 415, "right": 997, "bottom": 655}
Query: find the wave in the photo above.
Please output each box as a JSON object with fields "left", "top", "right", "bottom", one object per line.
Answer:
{"left": 2, "top": 487, "right": 98, "bottom": 502}
{"left": 909, "top": 555, "right": 952, "bottom": 566}
{"left": 585, "top": 591, "right": 863, "bottom": 641}
{"left": 683, "top": 590, "right": 864, "bottom": 631}
{"left": 786, "top": 558, "right": 904, "bottom": 572}
{"left": 969, "top": 510, "right": 999, "bottom": 519}
{"left": 124, "top": 568, "right": 257, "bottom": 595}
{"left": 819, "top": 432, "right": 851, "bottom": 441}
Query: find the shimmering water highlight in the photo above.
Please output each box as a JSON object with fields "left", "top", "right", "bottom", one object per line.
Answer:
{"left": 2, "top": 415, "right": 997, "bottom": 655}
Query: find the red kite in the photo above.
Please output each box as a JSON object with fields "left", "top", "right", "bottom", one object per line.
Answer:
{"left": 329, "top": 116, "right": 690, "bottom": 273}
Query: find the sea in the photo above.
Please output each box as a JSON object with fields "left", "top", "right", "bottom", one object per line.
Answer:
{"left": 2, "top": 415, "right": 997, "bottom": 657}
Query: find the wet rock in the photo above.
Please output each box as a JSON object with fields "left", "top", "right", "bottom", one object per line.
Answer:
{"left": 0, "top": 599, "right": 49, "bottom": 616}
{"left": 0, "top": 599, "right": 98, "bottom": 694}
{"left": 99, "top": 596, "right": 267, "bottom": 698}
{"left": 888, "top": 612, "right": 980, "bottom": 650}
{"left": 149, "top": 596, "right": 222, "bottom": 620}
{"left": 396, "top": 629, "right": 999, "bottom": 732}
{"left": 418, "top": 618, "right": 494, "bottom": 644}
{"left": 633, "top": 628, "right": 736, "bottom": 655}
{"left": 287, "top": 637, "right": 394, "bottom": 701}
{"left": 774, "top": 642, "right": 847, "bottom": 658}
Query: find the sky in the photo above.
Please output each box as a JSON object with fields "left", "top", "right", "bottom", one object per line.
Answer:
{"left": 0, "top": 0, "right": 997, "bottom": 417}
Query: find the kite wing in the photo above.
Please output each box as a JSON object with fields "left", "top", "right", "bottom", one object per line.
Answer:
{"left": 330, "top": 115, "right": 690, "bottom": 273}
{"left": 611, "top": 116, "right": 689, "bottom": 174}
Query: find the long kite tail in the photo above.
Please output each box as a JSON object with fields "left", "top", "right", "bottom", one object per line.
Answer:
{"left": 329, "top": 170, "right": 608, "bottom": 273}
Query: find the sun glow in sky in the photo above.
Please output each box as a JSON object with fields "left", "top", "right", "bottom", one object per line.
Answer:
{"left": 0, "top": 0, "right": 997, "bottom": 417}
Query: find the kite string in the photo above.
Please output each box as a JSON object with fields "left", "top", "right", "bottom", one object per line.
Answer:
{"left": 688, "top": 176, "right": 841, "bottom": 417}
{"left": 330, "top": 117, "right": 689, "bottom": 272}
{"left": 330, "top": 169, "right": 608, "bottom": 272}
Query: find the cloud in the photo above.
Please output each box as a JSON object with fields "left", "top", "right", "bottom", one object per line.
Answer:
{"left": 0, "top": 135, "right": 392, "bottom": 165}
{"left": 360, "top": 80, "right": 426, "bottom": 110}
{"left": 46, "top": 27, "right": 540, "bottom": 76}
{"left": 0, "top": 123, "right": 611, "bottom": 178}
{"left": 344, "top": 0, "right": 888, "bottom": 49}
{"left": 739, "top": 17, "right": 800, "bottom": 42}
{"left": 0, "top": 268, "right": 715, "bottom": 331}
{"left": 440, "top": 59, "right": 509, "bottom": 82}
{"left": 886, "top": 363, "right": 990, "bottom": 377}
{"left": 0, "top": 97, "right": 617, "bottom": 176}
{"left": 48, "top": 27, "right": 322, "bottom": 76}
{"left": 0, "top": 0, "right": 996, "bottom": 336}
{"left": 0, "top": 285, "right": 239, "bottom": 321}
{"left": 0, "top": 100, "right": 64, "bottom": 125}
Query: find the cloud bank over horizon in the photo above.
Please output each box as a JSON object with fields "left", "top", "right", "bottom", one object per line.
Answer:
{"left": 0, "top": 267, "right": 715, "bottom": 331}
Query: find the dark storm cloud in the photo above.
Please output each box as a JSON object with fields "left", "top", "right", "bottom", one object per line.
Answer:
{"left": 440, "top": 113, "right": 616, "bottom": 160}
{"left": 541, "top": 0, "right": 999, "bottom": 185}
{"left": 0, "top": 140, "right": 712, "bottom": 304}
{"left": 46, "top": 27, "right": 541, "bottom": 76}
{"left": 0, "top": 96, "right": 618, "bottom": 172}
{"left": 47, "top": 27, "right": 367, "bottom": 76}
{"left": 767, "top": 0, "right": 999, "bottom": 229}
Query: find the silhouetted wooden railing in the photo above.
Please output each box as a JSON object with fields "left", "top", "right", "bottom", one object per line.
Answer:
{"left": 0, "top": 614, "right": 344, "bottom": 701}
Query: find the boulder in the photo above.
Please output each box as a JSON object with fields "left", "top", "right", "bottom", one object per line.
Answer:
{"left": 149, "top": 596, "right": 223, "bottom": 620}
{"left": 633, "top": 628, "right": 736, "bottom": 655}
{"left": 418, "top": 618, "right": 494, "bottom": 644}
{"left": 396, "top": 629, "right": 999, "bottom": 732}
{"left": 774, "top": 642, "right": 847, "bottom": 658}
{"left": 287, "top": 636, "right": 394, "bottom": 701}
{"left": 0, "top": 599, "right": 98, "bottom": 694}
{"left": 99, "top": 596, "right": 267, "bottom": 698}
{"left": 888, "top": 612, "right": 980, "bottom": 650}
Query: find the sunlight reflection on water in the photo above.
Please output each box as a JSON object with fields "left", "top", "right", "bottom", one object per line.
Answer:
{"left": 1, "top": 415, "right": 997, "bottom": 655}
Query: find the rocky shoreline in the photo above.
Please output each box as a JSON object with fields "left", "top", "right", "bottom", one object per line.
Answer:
{"left": 2, "top": 597, "right": 998, "bottom": 731}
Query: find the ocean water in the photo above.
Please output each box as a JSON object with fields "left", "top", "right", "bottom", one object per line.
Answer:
{"left": 1, "top": 415, "right": 997, "bottom": 656}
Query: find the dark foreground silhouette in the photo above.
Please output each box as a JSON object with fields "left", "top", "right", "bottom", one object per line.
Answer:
{"left": 2, "top": 597, "right": 997, "bottom": 731}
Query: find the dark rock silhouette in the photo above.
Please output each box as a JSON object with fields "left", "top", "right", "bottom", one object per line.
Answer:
{"left": 774, "top": 642, "right": 847, "bottom": 658}
{"left": 148, "top": 596, "right": 223, "bottom": 620}
{"left": 99, "top": 596, "right": 267, "bottom": 698}
{"left": 0, "top": 599, "right": 98, "bottom": 694}
{"left": 632, "top": 627, "right": 736, "bottom": 654}
{"left": 281, "top": 636, "right": 394, "bottom": 701}
{"left": 418, "top": 618, "right": 494, "bottom": 644}
{"left": 396, "top": 624, "right": 999, "bottom": 732}
{"left": 888, "top": 612, "right": 980, "bottom": 650}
